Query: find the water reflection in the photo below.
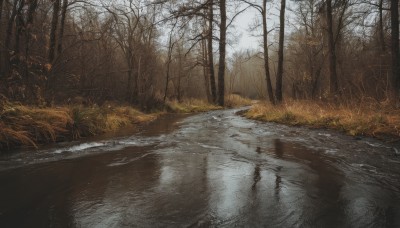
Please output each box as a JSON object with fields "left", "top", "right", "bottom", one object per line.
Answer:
{"left": 252, "top": 165, "right": 261, "bottom": 190}
{"left": 275, "top": 167, "right": 282, "bottom": 201}
{"left": 274, "top": 139, "right": 284, "bottom": 158}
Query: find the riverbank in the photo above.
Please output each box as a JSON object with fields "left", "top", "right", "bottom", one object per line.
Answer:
{"left": 166, "top": 99, "right": 221, "bottom": 113}
{"left": 0, "top": 102, "right": 184, "bottom": 151}
{"left": 0, "top": 102, "right": 160, "bottom": 150}
{"left": 244, "top": 101, "right": 400, "bottom": 141}
{"left": 165, "top": 94, "right": 252, "bottom": 113}
{"left": 0, "top": 95, "right": 253, "bottom": 151}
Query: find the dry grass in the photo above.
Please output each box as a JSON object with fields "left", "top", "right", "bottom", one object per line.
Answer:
{"left": 225, "top": 94, "right": 253, "bottom": 108}
{"left": 166, "top": 95, "right": 252, "bottom": 113}
{"left": 245, "top": 100, "right": 400, "bottom": 139}
{"left": 67, "top": 104, "right": 158, "bottom": 139}
{"left": 166, "top": 99, "right": 222, "bottom": 113}
{"left": 0, "top": 99, "right": 158, "bottom": 150}
{"left": 1, "top": 95, "right": 223, "bottom": 150}
{"left": 0, "top": 101, "right": 72, "bottom": 149}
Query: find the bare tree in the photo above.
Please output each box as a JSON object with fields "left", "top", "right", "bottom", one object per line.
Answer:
{"left": 5, "top": 0, "right": 19, "bottom": 51}
{"left": 169, "top": 0, "right": 218, "bottom": 102}
{"left": 107, "top": 1, "right": 142, "bottom": 102}
{"left": 276, "top": 0, "right": 286, "bottom": 103}
{"left": 49, "top": 0, "right": 60, "bottom": 63}
{"left": 289, "top": 0, "right": 325, "bottom": 99}
{"left": 326, "top": 0, "right": 339, "bottom": 97}
{"left": 0, "top": 0, "right": 4, "bottom": 29}
{"left": 239, "top": 0, "right": 275, "bottom": 104}
{"left": 57, "top": 0, "right": 68, "bottom": 55}
{"left": 208, "top": 0, "right": 217, "bottom": 103}
{"left": 202, "top": 33, "right": 212, "bottom": 102}
{"left": 164, "top": 20, "right": 178, "bottom": 102}
{"left": 2, "top": 0, "right": 20, "bottom": 76}
{"left": 378, "top": 0, "right": 386, "bottom": 51}
{"left": 391, "top": 0, "right": 399, "bottom": 101}
{"left": 218, "top": 0, "right": 227, "bottom": 106}
{"left": 24, "top": 0, "right": 39, "bottom": 79}
{"left": 14, "top": 0, "right": 25, "bottom": 59}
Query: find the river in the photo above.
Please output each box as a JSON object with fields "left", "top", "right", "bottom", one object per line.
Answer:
{"left": 1, "top": 108, "right": 400, "bottom": 227}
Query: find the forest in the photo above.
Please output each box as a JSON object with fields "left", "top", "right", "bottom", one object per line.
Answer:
{"left": 3, "top": 1, "right": 400, "bottom": 226}
{"left": 1, "top": 0, "right": 400, "bottom": 149}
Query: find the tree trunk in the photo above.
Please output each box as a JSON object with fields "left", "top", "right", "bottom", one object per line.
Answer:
{"left": 127, "top": 68, "right": 133, "bottom": 101}
{"left": 57, "top": 0, "right": 68, "bottom": 55}
{"left": 0, "top": 0, "right": 4, "bottom": 76}
{"left": 14, "top": 0, "right": 25, "bottom": 58}
{"left": 176, "top": 62, "right": 182, "bottom": 102}
{"left": 379, "top": 0, "right": 386, "bottom": 52}
{"left": 48, "top": 0, "right": 60, "bottom": 63}
{"left": 5, "top": 0, "right": 19, "bottom": 50}
{"left": 137, "top": 56, "right": 141, "bottom": 105}
{"left": 163, "top": 20, "right": 178, "bottom": 102}
{"left": 262, "top": 0, "right": 275, "bottom": 104}
{"left": 275, "top": 0, "right": 286, "bottom": 104}
{"left": 25, "top": 0, "right": 38, "bottom": 95}
{"left": 26, "top": 0, "right": 38, "bottom": 29}
{"left": 208, "top": 0, "right": 217, "bottom": 103}
{"left": 0, "top": 0, "right": 4, "bottom": 28}
{"left": 164, "top": 37, "right": 173, "bottom": 102}
{"left": 217, "top": 0, "right": 226, "bottom": 106}
{"left": 391, "top": 0, "right": 400, "bottom": 101}
{"left": 4, "top": 0, "right": 19, "bottom": 76}
{"left": 202, "top": 38, "right": 212, "bottom": 102}
{"left": 177, "top": 48, "right": 182, "bottom": 102}
{"left": 312, "top": 66, "right": 323, "bottom": 99}
{"left": 126, "top": 55, "right": 134, "bottom": 102}
{"left": 326, "top": 0, "right": 339, "bottom": 98}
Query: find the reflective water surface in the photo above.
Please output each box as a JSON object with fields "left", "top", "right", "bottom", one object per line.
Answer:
{"left": 1, "top": 109, "right": 400, "bottom": 227}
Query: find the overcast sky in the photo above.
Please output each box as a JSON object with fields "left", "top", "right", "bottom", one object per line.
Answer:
{"left": 235, "top": 7, "right": 261, "bottom": 51}
{"left": 231, "top": 1, "right": 296, "bottom": 53}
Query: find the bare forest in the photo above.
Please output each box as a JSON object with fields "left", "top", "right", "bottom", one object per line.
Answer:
{"left": 1, "top": 0, "right": 398, "bottom": 106}
{"left": 2, "top": 1, "right": 400, "bottom": 226}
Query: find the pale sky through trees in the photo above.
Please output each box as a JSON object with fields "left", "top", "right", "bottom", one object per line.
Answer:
{"left": 236, "top": 7, "right": 260, "bottom": 50}
{"left": 232, "top": 1, "right": 291, "bottom": 52}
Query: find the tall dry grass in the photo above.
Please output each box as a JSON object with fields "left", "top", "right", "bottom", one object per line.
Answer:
{"left": 0, "top": 98, "right": 157, "bottom": 150}
{"left": 245, "top": 100, "right": 400, "bottom": 139}
{"left": 0, "top": 104, "right": 72, "bottom": 149}
{"left": 225, "top": 94, "right": 253, "bottom": 108}
{"left": 166, "top": 95, "right": 252, "bottom": 113}
{"left": 0, "top": 95, "right": 227, "bottom": 150}
{"left": 166, "top": 99, "right": 221, "bottom": 113}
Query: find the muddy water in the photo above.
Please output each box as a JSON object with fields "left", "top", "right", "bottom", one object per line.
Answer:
{"left": 1, "top": 109, "right": 400, "bottom": 227}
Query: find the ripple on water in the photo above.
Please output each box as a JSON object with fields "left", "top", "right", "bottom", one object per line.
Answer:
{"left": 50, "top": 135, "right": 167, "bottom": 155}
{"left": 198, "top": 143, "right": 222, "bottom": 150}
{"left": 53, "top": 142, "right": 105, "bottom": 154}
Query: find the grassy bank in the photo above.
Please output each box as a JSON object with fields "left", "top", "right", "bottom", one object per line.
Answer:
{"left": 166, "top": 99, "right": 221, "bottom": 113}
{"left": 0, "top": 101, "right": 159, "bottom": 150}
{"left": 0, "top": 95, "right": 253, "bottom": 150}
{"left": 165, "top": 94, "right": 252, "bottom": 113}
{"left": 225, "top": 94, "right": 253, "bottom": 108}
{"left": 245, "top": 101, "right": 400, "bottom": 140}
{"left": 0, "top": 99, "right": 215, "bottom": 150}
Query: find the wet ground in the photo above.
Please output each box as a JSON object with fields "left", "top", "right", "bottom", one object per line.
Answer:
{"left": 1, "top": 108, "right": 400, "bottom": 227}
